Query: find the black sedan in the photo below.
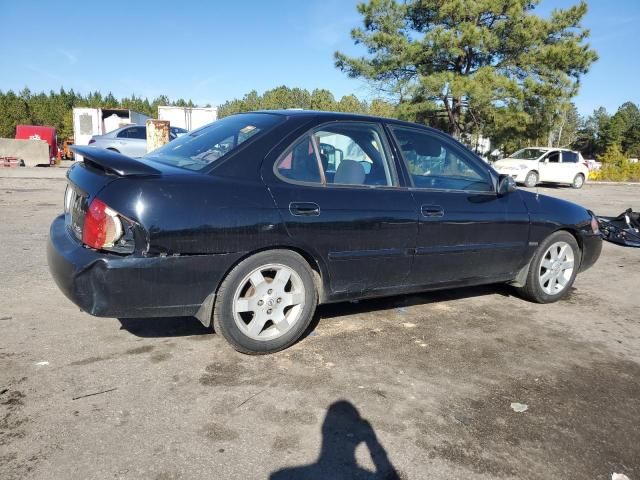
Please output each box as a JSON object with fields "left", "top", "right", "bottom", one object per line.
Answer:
{"left": 47, "top": 111, "right": 602, "bottom": 354}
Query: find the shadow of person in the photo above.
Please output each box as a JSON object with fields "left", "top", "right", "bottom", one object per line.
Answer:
{"left": 270, "top": 400, "right": 400, "bottom": 480}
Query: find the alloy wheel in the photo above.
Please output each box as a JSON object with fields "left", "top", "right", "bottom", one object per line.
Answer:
{"left": 232, "top": 263, "right": 306, "bottom": 341}
{"left": 538, "top": 241, "right": 575, "bottom": 295}
{"left": 525, "top": 172, "right": 538, "bottom": 188}
{"left": 573, "top": 174, "right": 584, "bottom": 188}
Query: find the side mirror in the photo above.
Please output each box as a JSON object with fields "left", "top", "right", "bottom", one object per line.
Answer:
{"left": 498, "top": 174, "right": 517, "bottom": 196}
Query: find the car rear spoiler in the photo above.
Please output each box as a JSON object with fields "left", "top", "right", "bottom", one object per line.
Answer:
{"left": 597, "top": 208, "right": 640, "bottom": 248}
{"left": 71, "top": 145, "right": 161, "bottom": 177}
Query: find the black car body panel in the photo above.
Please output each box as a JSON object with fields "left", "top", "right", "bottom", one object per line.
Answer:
{"left": 47, "top": 110, "right": 602, "bottom": 324}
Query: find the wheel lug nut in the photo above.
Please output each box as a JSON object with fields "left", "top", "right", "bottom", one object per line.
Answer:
{"left": 268, "top": 289, "right": 273, "bottom": 294}
{"left": 267, "top": 309, "right": 272, "bottom": 314}
{"left": 258, "top": 300, "right": 263, "bottom": 306}
{"left": 276, "top": 298, "right": 282, "bottom": 303}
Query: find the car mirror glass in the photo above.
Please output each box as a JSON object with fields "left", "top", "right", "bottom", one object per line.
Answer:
{"left": 498, "top": 174, "right": 517, "bottom": 196}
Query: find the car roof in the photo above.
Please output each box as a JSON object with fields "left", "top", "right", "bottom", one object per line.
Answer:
{"left": 251, "top": 109, "right": 435, "bottom": 130}
{"left": 518, "top": 146, "right": 577, "bottom": 152}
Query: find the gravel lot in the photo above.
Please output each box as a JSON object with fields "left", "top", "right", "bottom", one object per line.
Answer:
{"left": 1, "top": 169, "right": 639, "bottom": 480}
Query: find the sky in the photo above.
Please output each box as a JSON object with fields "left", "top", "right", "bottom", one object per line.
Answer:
{"left": 0, "top": 0, "right": 638, "bottom": 116}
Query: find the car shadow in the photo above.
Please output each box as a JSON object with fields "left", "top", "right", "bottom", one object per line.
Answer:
{"left": 117, "top": 316, "right": 210, "bottom": 338}
{"left": 269, "top": 400, "right": 401, "bottom": 480}
{"left": 119, "top": 283, "right": 513, "bottom": 340}
{"left": 300, "top": 283, "right": 513, "bottom": 341}
{"left": 523, "top": 183, "right": 573, "bottom": 190}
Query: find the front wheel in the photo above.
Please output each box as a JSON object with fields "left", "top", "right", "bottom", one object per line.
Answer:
{"left": 524, "top": 171, "right": 539, "bottom": 188}
{"left": 514, "top": 231, "right": 580, "bottom": 303}
{"left": 572, "top": 173, "right": 585, "bottom": 189}
{"left": 213, "top": 250, "right": 318, "bottom": 354}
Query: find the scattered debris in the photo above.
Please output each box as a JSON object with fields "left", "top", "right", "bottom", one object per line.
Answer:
{"left": 598, "top": 209, "right": 640, "bottom": 248}
{"left": 0, "top": 316, "right": 12, "bottom": 321}
{"left": 72, "top": 387, "right": 118, "bottom": 400}
{"left": 35, "top": 361, "right": 49, "bottom": 366}
{"left": 0, "top": 388, "right": 8, "bottom": 396}
{"left": 235, "top": 389, "right": 266, "bottom": 409}
{"left": 402, "top": 322, "right": 416, "bottom": 328}
{"left": 612, "top": 474, "right": 631, "bottom": 480}
{"left": 396, "top": 307, "right": 408, "bottom": 314}
{"left": 454, "top": 414, "right": 472, "bottom": 426}
{"left": 510, "top": 402, "right": 528, "bottom": 413}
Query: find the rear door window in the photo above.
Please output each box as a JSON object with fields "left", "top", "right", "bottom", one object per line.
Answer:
{"left": 562, "top": 151, "right": 578, "bottom": 163}
{"left": 314, "top": 124, "right": 394, "bottom": 186}
{"left": 274, "top": 122, "right": 396, "bottom": 187}
{"left": 546, "top": 151, "right": 561, "bottom": 163}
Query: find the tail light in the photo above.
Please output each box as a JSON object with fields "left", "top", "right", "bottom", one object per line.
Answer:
{"left": 88, "top": 139, "right": 96, "bottom": 144}
{"left": 82, "top": 198, "right": 123, "bottom": 249}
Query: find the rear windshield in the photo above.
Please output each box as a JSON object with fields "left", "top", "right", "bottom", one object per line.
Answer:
{"left": 145, "top": 113, "right": 283, "bottom": 171}
{"left": 510, "top": 148, "right": 547, "bottom": 160}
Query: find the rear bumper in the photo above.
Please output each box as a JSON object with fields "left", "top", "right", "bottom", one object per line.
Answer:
{"left": 47, "top": 214, "right": 242, "bottom": 319}
{"left": 578, "top": 231, "right": 602, "bottom": 273}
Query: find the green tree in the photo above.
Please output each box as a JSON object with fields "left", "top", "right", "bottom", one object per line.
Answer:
{"left": 310, "top": 89, "right": 337, "bottom": 110}
{"left": 0, "top": 90, "right": 31, "bottom": 137}
{"left": 216, "top": 86, "right": 386, "bottom": 118}
{"left": 598, "top": 143, "right": 626, "bottom": 167}
{"left": 337, "top": 94, "right": 366, "bottom": 113}
{"left": 549, "top": 103, "right": 580, "bottom": 148}
{"left": 574, "top": 106, "right": 609, "bottom": 157}
{"left": 335, "top": 0, "right": 597, "bottom": 142}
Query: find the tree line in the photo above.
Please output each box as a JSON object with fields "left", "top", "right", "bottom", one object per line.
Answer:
{"left": 217, "top": 86, "right": 395, "bottom": 118}
{"left": 0, "top": 87, "right": 201, "bottom": 140}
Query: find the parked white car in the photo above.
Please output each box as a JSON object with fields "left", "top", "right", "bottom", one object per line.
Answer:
{"left": 88, "top": 125, "right": 188, "bottom": 158}
{"left": 494, "top": 148, "right": 589, "bottom": 189}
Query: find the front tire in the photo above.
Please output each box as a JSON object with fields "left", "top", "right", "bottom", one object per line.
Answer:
{"left": 524, "top": 171, "right": 539, "bottom": 188}
{"left": 515, "top": 231, "right": 580, "bottom": 303}
{"left": 572, "top": 173, "right": 585, "bottom": 189}
{"left": 213, "top": 250, "right": 318, "bottom": 354}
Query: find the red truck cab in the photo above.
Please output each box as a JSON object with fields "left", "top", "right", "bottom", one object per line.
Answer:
{"left": 15, "top": 125, "right": 58, "bottom": 163}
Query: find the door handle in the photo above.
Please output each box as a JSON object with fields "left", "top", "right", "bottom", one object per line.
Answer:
{"left": 421, "top": 205, "right": 444, "bottom": 217}
{"left": 289, "top": 202, "right": 320, "bottom": 217}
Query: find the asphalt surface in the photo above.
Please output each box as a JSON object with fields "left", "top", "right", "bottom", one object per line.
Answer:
{"left": 1, "top": 170, "right": 639, "bottom": 480}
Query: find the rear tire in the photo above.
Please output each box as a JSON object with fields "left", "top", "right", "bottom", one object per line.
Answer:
{"left": 524, "top": 171, "right": 538, "bottom": 188}
{"left": 514, "top": 231, "right": 580, "bottom": 303}
{"left": 213, "top": 250, "right": 318, "bottom": 355}
{"left": 572, "top": 173, "right": 585, "bottom": 189}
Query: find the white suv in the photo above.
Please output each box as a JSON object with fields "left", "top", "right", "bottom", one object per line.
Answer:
{"left": 494, "top": 148, "right": 589, "bottom": 189}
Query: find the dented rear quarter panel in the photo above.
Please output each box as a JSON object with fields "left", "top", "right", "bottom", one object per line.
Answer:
{"left": 96, "top": 174, "right": 289, "bottom": 256}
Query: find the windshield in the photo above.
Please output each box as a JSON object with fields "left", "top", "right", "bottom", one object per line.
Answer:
{"left": 510, "top": 148, "right": 547, "bottom": 160}
{"left": 145, "top": 113, "right": 283, "bottom": 171}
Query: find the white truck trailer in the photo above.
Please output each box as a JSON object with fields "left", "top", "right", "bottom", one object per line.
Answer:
{"left": 157, "top": 106, "right": 217, "bottom": 131}
{"left": 73, "top": 108, "right": 150, "bottom": 148}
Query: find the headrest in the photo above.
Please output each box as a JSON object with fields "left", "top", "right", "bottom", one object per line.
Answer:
{"left": 334, "top": 159, "right": 366, "bottom": 185}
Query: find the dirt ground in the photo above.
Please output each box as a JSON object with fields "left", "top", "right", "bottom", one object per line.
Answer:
{"left": 1, "top": 169, "right": 639, "bottom": 480}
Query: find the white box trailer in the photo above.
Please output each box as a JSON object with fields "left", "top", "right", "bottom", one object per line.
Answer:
{"left": 73, "top": 107, "right": 150, "bottom": 148}
{"left": 158, "top": 106, "right": 217, "bottom": 131}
